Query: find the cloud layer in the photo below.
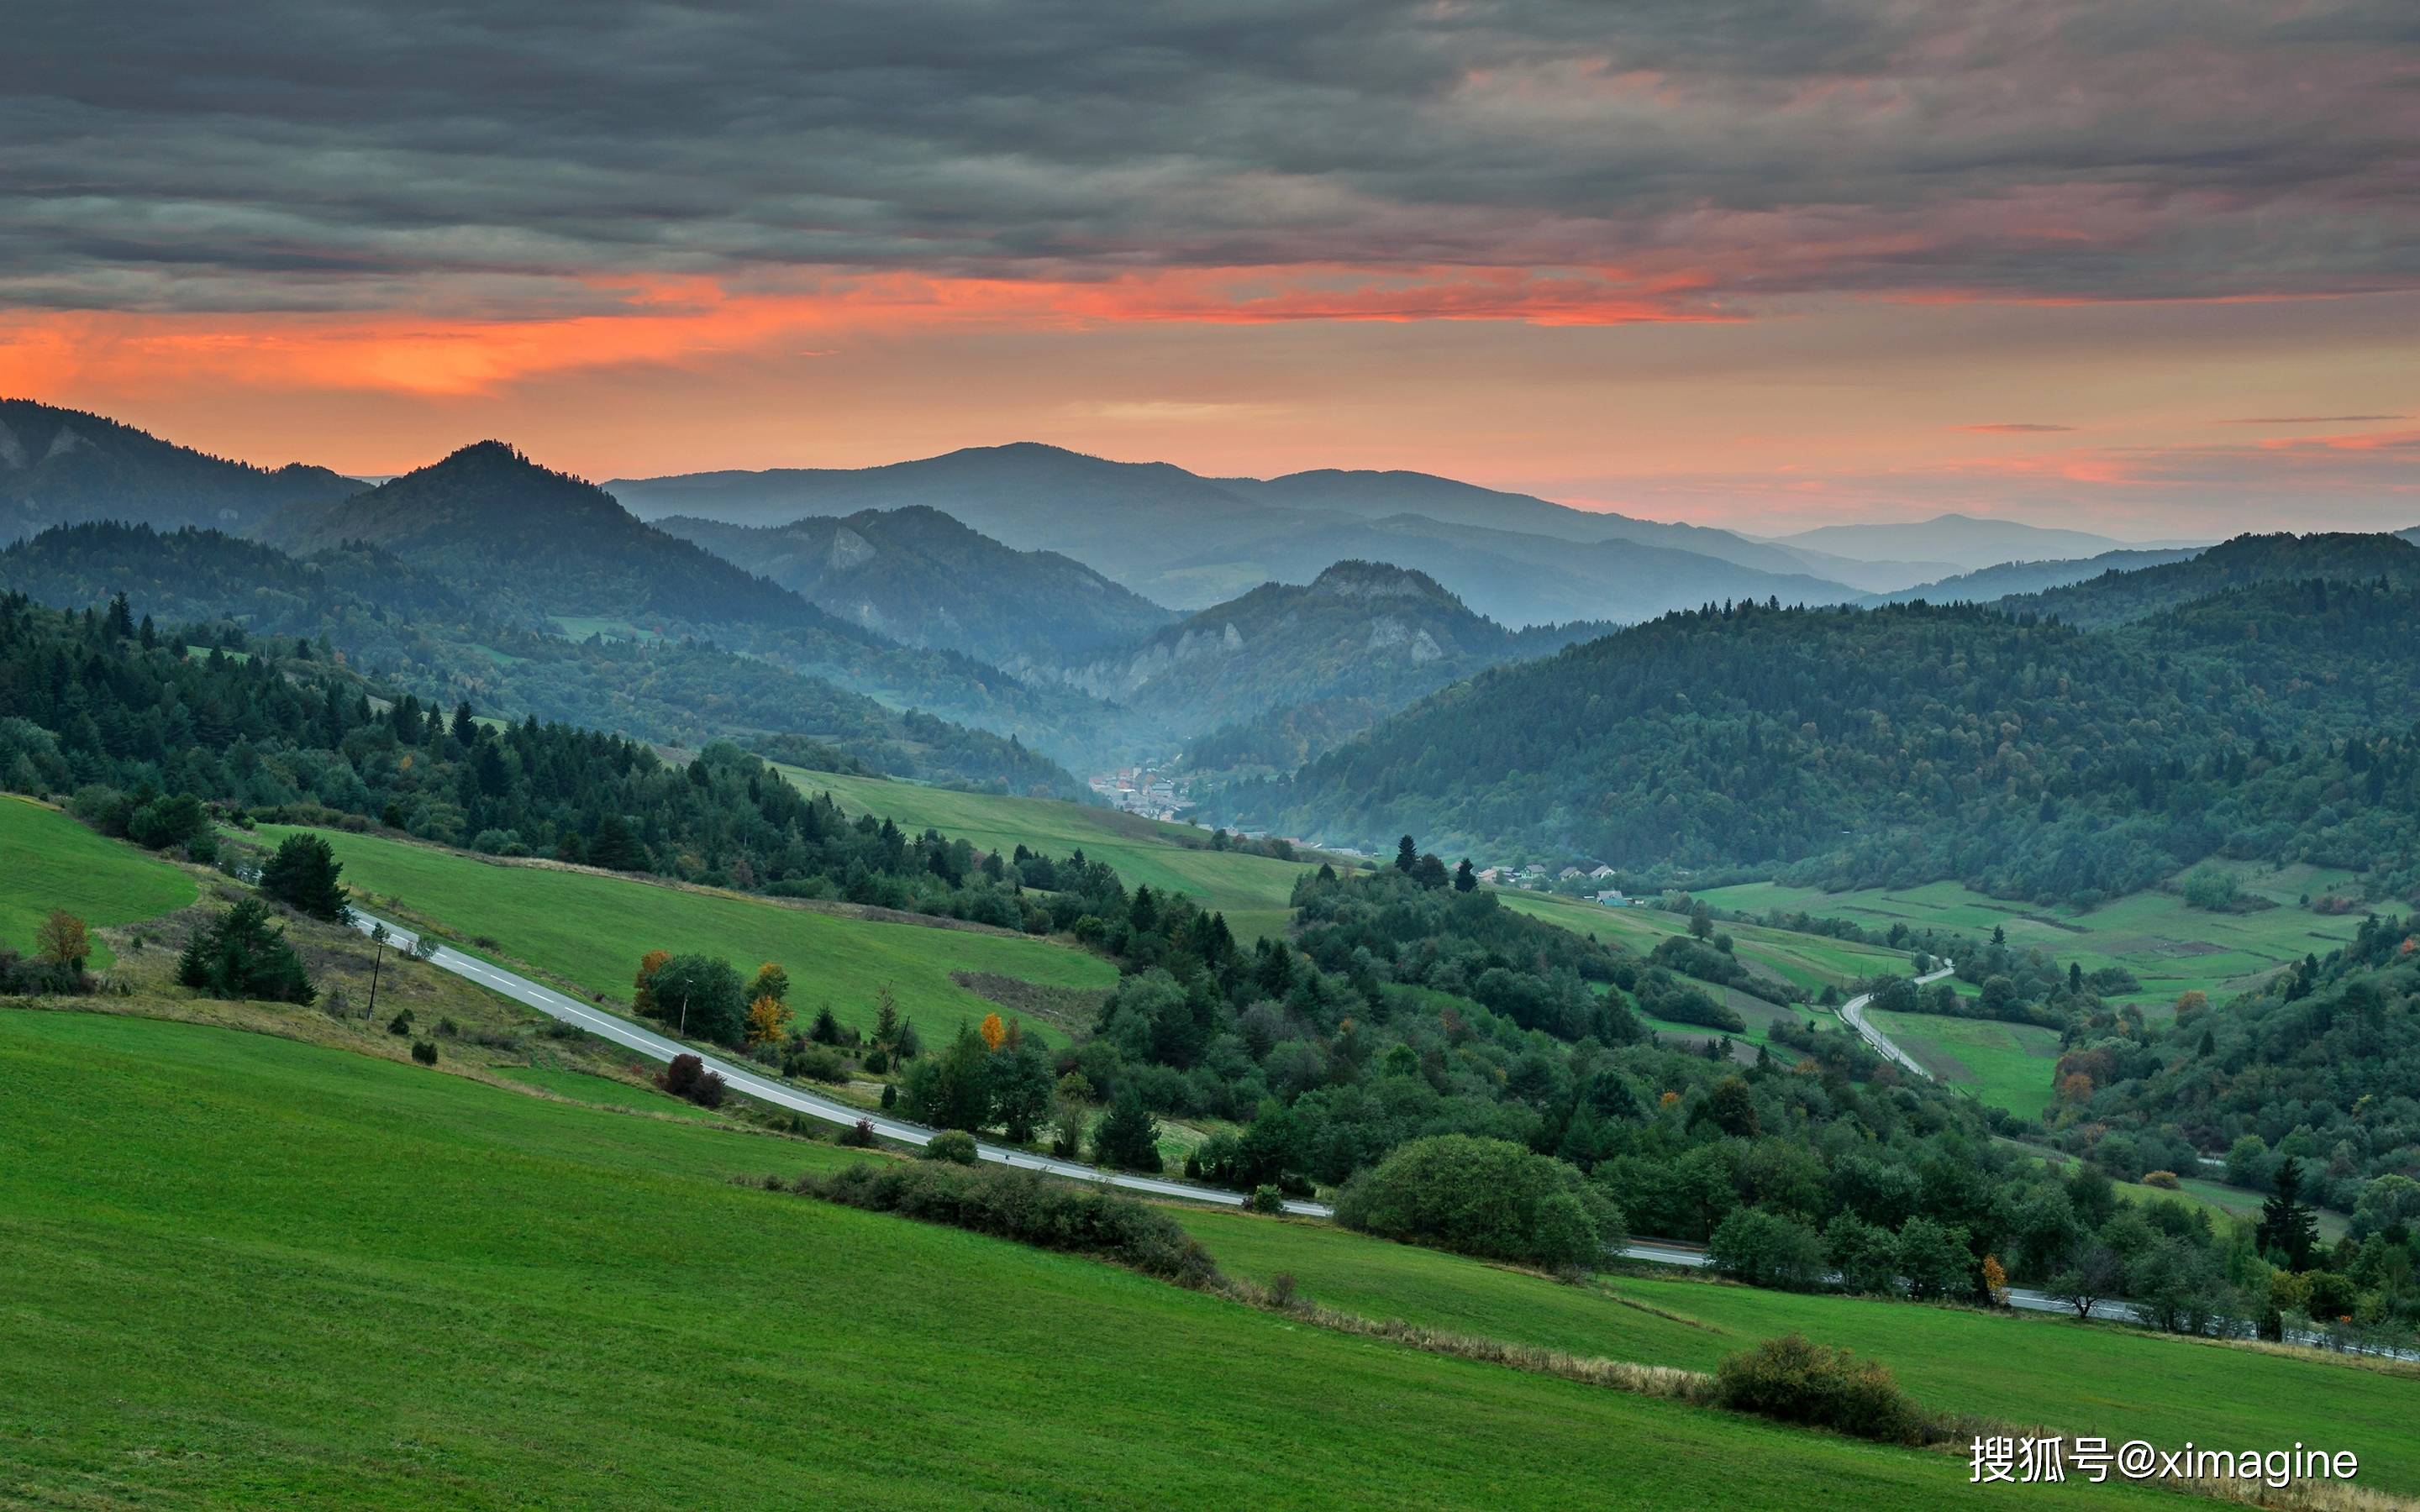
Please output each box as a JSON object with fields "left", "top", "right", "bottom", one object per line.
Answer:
{"left": 9, "top": 0, "right": 2418, "bottom": 323}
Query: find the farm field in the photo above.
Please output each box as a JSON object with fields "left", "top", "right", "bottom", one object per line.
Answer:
{"left": 1176, "top": 1212, "right": 2417, "bottom": 1494}
{"left": 253, "top": 825, "right": 1116, "bottom": 1045}
{"left": 0, "top": 797, "right": 197, "bottom": 971}
{"left": 0, "top": 1008, "right": 2143, "bottom": 1511}
{"left": 779, "top": 764, "right": 1323, "bottom": 943}
{"left": 1863, "top": 1008, "right": 2065, "bottom": 1121}
{"left": 1503, "top": 890, "right": 1911, "bottom": 992}
{"left": 1699, "top": 864, "right": 2371, "bottom": 1007}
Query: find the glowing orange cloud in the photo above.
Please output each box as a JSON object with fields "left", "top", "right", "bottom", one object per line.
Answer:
{"left": 0, "top": 264, "right": 1728, "bottom": 402}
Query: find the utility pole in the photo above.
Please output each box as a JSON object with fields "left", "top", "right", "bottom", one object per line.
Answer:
{"left": 366, "top": 921, "right": 388, "bottom": 1021}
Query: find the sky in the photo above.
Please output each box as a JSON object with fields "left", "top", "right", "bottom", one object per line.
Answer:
{"left": 4, "top": 0, "right": 2416, "bottom": 537}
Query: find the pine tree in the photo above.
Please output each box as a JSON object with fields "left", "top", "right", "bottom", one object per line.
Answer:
{"left": 1091, "top": 1089, "right": 1163, "bottom": 1173}
{"left": 1454, "top": 858, "right": 1476, "bottom": 893}
{"left": 2257, "top": 1158, "right": 2321, "bottom": 1269}
{"left": 259, "top": 832, "right": 349, "bottom": 921}
{"left": 1395, "top": 835, "right": 1418, "bottom": 874}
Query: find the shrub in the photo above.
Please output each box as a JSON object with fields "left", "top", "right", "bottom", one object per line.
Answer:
{"left": 656, "top": 1053, "right": 727, "bottom": 1108}
{"left": 1334, "top": 1134, "right": 1620, "bottom": 1270}
{"left": 783, "top": 1044, "right": 849, "bottom": 1084}
{"left": 387, "top": 1011, "right": 414, "bottom": 1037}
{"left": 1247, "top": 1184, "right": 1286, "bottom": 1215}
{"left": 789, "top": 1161, "right": 1220, "bottom": 1288}
{"left": 2140, "top": 1169, "right": 2181, "bottom": 1190}
{"left": 1712, "top": 1334, "right": 1937, "bottom": 1445}
{"left": 923, "top": 1129, "right": 980, "bottom": 1164}
{"left": 411, "top": 1039, "right": 439, "bottom": 1066}
{"left": 838, "top": 1118, "right": 878, "bottom": 1147}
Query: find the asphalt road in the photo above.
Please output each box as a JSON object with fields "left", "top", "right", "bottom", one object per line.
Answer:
{"left": 346, "top": 910, "right": 1335, "bottom": 1217}
{"left": 1837, "top": 963, "right": 1957, "bottom": 1077}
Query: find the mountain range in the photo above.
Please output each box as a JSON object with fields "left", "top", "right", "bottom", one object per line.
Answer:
{"left": 1769, "top": 512, "right": 2207, "bottom": 574}
{"left": 0, "top": 399, "right": 358, "bottom": 541}
{"left": 603, "top": 443, "right": 1896, "bottom": 622}
{"left": 653, "top": 506, "right": 1172, "bottom": 672}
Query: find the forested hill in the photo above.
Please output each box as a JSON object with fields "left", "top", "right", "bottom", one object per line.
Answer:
{"left": 262, "top": 441, "right": 833, "bottom": 633}
{"left": 1995, "top": 532, "right": 2420, "bottom": 627}
{"left": 0, "top": 398, "right": 357, "bottom": 541}
{"left": 1860, "top": 547, "right": 2201, "bottom": 607}
{"left": 656, "top": 506, "right": 1173, "bottom": 669}
{"left": 257, "top": 443, "right": 1144, "bottom": 770}
{"left": 1059, "top": 560, "right": 1607, "bottom": 750}
{"left": 1224, "top": 540, "right": 2420, "bottom": 900}
{"left": 0, "top": 523, "right": 1083, "bottom": 797}
{"left": 2062, "top": 913, "right": 2420, "bottom": 1214}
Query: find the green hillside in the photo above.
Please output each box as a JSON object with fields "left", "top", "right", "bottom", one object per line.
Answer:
{"left": 1699, "top": 864, "right": 2370, "bottom": 1008}
{"left": 259, "top": 825, "right": 1116, "bottom": 1044}
{"left": 781, "top": 765, "right": 1320, "bottom": 944}
{"left": 0, "top": 1010, "right": 2151, "bottom": 1510}
{"left": 0, "top": 797, "right": 197, "bottom": 970}
{"left": 1175, "top": 1212, "right": 2417, "bottom": 1494}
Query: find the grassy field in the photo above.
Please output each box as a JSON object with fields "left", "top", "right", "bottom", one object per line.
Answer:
{"left": 1504, "top": 890, "right": 1911, "bottom": 993}
{"left": 0, "top": 1008, "right": 2157, "bottom": 1510}
{"left": 1699, "top": 864, "right": 2372, "bottom": 1008}
{"left": 780, "top": 764, "right": 1323, "bottom": 943}
{"left": 1177, "top": 1212, "right": 2417, "bottom": 1494}
{"left": 1864, "top": 1008, "right": 2065, "bottom": 1121}
{"left": 255, "top": 825, "right": 1117, "bottom": 1046}
{"left": 0, "top": 797, "right": 197, "bottom": 970}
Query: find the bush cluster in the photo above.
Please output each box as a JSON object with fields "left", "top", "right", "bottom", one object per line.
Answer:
{"left": 792, "top": 1161, "right": 1220, "bottom": 1288}
{"left": 1710, "top": 1334, "right": 1939, "bottom": 1445}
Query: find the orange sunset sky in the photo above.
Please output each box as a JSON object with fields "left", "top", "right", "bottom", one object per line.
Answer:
{"left": 8, "top": 1, "right": 2416, "bottom": 535}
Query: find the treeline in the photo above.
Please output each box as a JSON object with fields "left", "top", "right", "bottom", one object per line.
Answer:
{"left": 0, "top": 524, "right": 1084, "bottom": 796}
{"left": 0, "top": 593, "right": 1059, "bottom": 913}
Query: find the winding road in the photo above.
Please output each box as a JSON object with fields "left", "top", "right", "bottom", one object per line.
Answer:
{"left": 346, "top": 910, "right": 1336, "bottom": 1217}
{"left": 1837, "top": 961, "right": 1957, "bottom": 1077}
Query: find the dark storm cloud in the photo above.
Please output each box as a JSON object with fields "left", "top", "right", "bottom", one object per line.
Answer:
{"left": 6, "top": 0, "right": 2417, "bottom": 316}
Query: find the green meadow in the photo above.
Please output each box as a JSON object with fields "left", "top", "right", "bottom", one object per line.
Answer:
{"left": 254, "top": 824, "right": 1116, "bottom": 1044}
{"left": 1503, "top": 889, "right": 1912, "bottom": 992}
{"left": 780, "top": 764, "right": 1323, "bottom": 943}
{"left": 1862, "top": 1008, "right": 2065, "bottom": 1121}
{"left": 0, "top": 1008, "right": 2160, "bottom": 1511}
{"left": 0, "top": 796, "right": 197, "bottom": 969}
{"left": 1698, "top": 864, "right": 2372, "bottom": 1008}
{"left": 1176, "top": 1211, "right": 2417, "bottom": 1495}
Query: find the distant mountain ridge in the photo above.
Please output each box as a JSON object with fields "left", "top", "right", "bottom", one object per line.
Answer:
{"left": 606, "top": 443, "right": 1878, "bottom": 621}
{"left": 0, "top": 398, "right": 359, "bottom": 541}
{"left": 1860, "top": 547, "right": 2204, "bottom": 607}
{"left": 655, "top": 505, "right": 1173, "bottom": 670}
{"left": 1771, "top": 512, "right": 2207, "bottom": 572}
{"left": 1055, "top": 559, "right": 1610, "bottom": 753}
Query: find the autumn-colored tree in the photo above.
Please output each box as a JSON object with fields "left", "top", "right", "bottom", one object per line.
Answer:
{"left": 1981, "top": 1253, "right": 2010, "bottom": 1307}
{"left": 2172, "top": 990, "right": 2209, "bottom": 1021}
{"left": 633, "top": 949, "right": 671, "bottom": 1014}
{"left": 750, "top": 961, "right": 791, "bottom": 1005}
{"left": 978, "top": 1011, "right": 1007, "bottom": 1051}
{"left": 745, "top": 994, "right": 792, "bottom": 1046}
{"left": 36, "top": 910, "right": 89, "bottom": 970}
{"left": 2056, "top": 1071, "right": 2095, "bottom": 1105}
{"left": 1658, "top": 1089, "right": 1681, "bottom": 1109}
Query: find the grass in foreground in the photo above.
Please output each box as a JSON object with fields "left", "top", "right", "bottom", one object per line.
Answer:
{"left": 1176, "top": 1211, "right": 2418, "bottom": 1495}
{"left": 778, "top": 764, "right": 1321, "bottom": 944}
{"left": 0, "top": 796, "right": 197, "bottom": 970}
{"left": 255, "top": 824, "right": 1116, "bottom": 1045}
{"left": 0, "top": 1009, "right": 2150, "bottom": 1510}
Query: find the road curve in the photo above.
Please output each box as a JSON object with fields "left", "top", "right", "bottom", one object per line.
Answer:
{"left": 1837, "top": 963, "right": 1957, "bottom": 1078}
{"left": 347, "top": 911, "right": 1334, "bottom": 1217}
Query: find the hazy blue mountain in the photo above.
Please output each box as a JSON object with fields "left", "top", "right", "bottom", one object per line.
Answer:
{"left": 1860, "top": 548, "right": 2204, "bottom": 606}
{"left": 0, "top": 399, "right": 358, "bottom": 542}
{"left": 1770, "top": 512, "right": 2206, "bottom": 572}
{"left": 655, "top": 505, "right": 1173, "bottom": 670}
{"left": 262, "top": 441, "right": 1146, "bottom": 770}
{"left": 610, "top": 442, "right": 1870, "bottom": 620}
{"left": 1058, "top": 559, "right": 1600, "bottom": 744}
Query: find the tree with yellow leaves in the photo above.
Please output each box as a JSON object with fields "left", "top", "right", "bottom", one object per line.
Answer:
{"left": 1981, "top": 1253, "right": 2010, "bottom": 1307}
{"left": 745, "top": 994, "right": 792, "bottom": 1046}
{"left": 977, "top": 1011, "right": 1006, "bottom": 1051}
{"left": 36, "top": 910, "right": 89, "bottom": 971}
{"left": 750, "top": 961, "right": 791, "bottom": 1005}
{"left": 633, "top": 949, "right": 671, "bottom": 1015}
